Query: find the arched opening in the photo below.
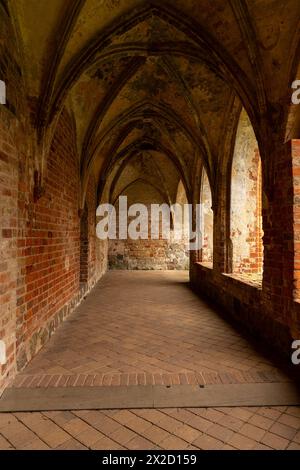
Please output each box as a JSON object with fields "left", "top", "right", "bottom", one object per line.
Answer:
{"left": 230, "top": 108, "right": 263, "bottom": 282}
{"left": 106, "top": 149, "right": 190, "bottom": 271}
{"left": 199, "top": 168, "right": 213, "bottom": 266}
{"left": 174, "top": 179, "right": 190, "bottom": 269}
{"left": 80, "top": 203, "right": 89, "bottom": 284}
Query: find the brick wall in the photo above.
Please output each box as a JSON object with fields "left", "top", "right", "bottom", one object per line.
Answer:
{"left": 0, "top": 108, "right": 107, "bottom": 394}
{"left": 80, "top": 204, "right": 89, "bottom": 283}
{"left": 0, "top": 3, "right": 26, "bottom": 394}
{"left": 191, "top": 139, "right": 299, "bottom": 356}
{"left": 83, "top": 174, "right": 108, "bottom": 288}
{"left": 16, "top": 110, "right": 81, "bottom": 371}
{"left": 16, "top": 111, "right": 107, "bottom": 373}
{"left": 292, "top": 140, "right": 300, "bottom": 306}
{"left": 261, "top": 141, "right": 294, "bottom": 333}
{"left": 0, "top": 108, "right": 18, "bottom": 394}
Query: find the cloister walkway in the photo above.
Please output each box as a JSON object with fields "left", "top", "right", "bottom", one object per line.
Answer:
{"left": 13, "top": 271, "right": 291, "bottom": 387}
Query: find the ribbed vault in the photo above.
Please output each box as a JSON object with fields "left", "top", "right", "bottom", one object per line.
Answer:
{"left": 2, "top": 0, "right": 300, "bottom": 206}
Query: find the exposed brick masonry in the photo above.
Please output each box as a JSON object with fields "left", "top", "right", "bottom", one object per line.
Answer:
{"left": 0, "top": 109, "right": 107, "bottom": 394}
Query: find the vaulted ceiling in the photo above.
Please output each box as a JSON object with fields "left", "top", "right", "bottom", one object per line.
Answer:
{"left": 2, "top": 0, "right": 300, "bottom": 206}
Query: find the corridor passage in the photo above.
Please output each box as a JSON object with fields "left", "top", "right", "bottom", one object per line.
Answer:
{"left": 2, "top": 0, "right": 300, "bottom": 453}
{"left": 14, "top": 271, "right": 291, "bottom": 388}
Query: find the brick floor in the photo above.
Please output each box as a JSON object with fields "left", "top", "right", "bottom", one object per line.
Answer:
{"left": 0, "top": 406, "right": 299, "bottom": 450}
{"left": 12, "top": 271, "right": 294, "bottom": 388}
{"left": 2, "top": 271, "right": 299, "bottom": 450}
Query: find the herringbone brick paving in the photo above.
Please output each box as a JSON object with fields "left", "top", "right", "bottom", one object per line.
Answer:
{"left": 13, "top": 271, "right": 292, "bottom": 388}
{"left": 0, "top": 406, "right": 299, "bottom": 450}
{"left": 2, "top": 271, "right": 299, "bottom": 450}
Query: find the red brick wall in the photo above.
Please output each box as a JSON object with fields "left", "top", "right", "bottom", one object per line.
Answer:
{"left": 80, "top": 204, "right": 89, "bottom": 283}
{"left": 192, "top": 140, "right": 298, "bottom": 355}
{"left": 16, "top": 110, "right": 81, "bottom": 370}
{"left": 261, "top": 141, "right": 294, "bottom": 331}
{"left": 292, "top": 140, "right": 300, "bottom": 305}
{"left": 0, "top": 4, "right": 27, "bottom": 393}
{"left": 0, "top": 108, "right": 18, "bottom": 394}
{"left": 86, "top": 175, "right": 97, "bottom": 285}
{"left": 0, "top": 108, "right": 107, "bottom": 394}
{"left": 81, "top": 174, "right": 107, "bottom": 288}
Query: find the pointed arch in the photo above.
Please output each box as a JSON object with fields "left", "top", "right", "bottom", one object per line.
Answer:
{"left": 199, "top": 167, "right": 213, "bottom": 265}
{"left": 229, "top": 108, "right": 263, "bottom": 280}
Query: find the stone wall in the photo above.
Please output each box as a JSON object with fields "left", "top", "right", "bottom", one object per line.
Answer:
{"left": 109, "top": 238, "right": 189, "bottom": 270}
{"left": 230, "top": 109, "right": 263, "bottom": 277}
{"left": 108, "top": 202, "right": 189, "bottom": 270}
{"left": 200, "top": 169, "right": 213, "bottom": 263}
